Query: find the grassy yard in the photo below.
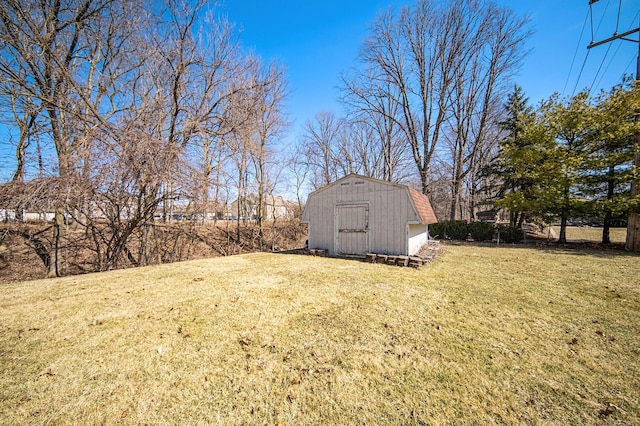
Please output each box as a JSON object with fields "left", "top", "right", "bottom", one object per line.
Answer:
{"left": 555, "top": 226, "right": 627, "bottom": 244}
{"left": 1, "top": 245, "right": 639, "bottom": 424}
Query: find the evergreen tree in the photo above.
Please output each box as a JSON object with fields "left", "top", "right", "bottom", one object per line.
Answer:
{"left": 539, "top": 92, "right": 593, "bottom": 244}
{"left": 582, "top": 81, "right": 640, "bottom": 244}
{"left": 490, "top": 82, "right": 639, "bottom": 244}
{"left": 483, "top": 85, "right": 535, "bottom": 226}
{"left": 493, "top": 91, "right": 592, "bottom": 242}
{"left": 495, "top": 101, "right": 557, "bottom": 228}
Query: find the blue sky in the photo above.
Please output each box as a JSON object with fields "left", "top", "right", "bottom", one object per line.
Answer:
{"left": 0, "top": 0, "right": 638, "bottom": 181}
{"left": 218, "top": 0, "right": 639, "bottom": 138}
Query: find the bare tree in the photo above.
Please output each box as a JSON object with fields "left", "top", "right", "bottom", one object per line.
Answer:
{"left": 286, "top": 144, "right": 311, "bottom": 215}
{"left": 223, "top": 62, "right": 262, "bottom": 244}
{"left": 0, "top": 87, "right": 44, "bottom": 185}
{"left": 0, "top": 0, "right": 146, "bottom": 276}
{"left": 348, "top": 1, "right": 453, "bottom": 195}
{"left": 342, "top": 67, "right": 411, "bottom": 182}
{"left": 342, "top": 0, "right": 530, "bottom": 206}
{"left": 0, "top": 0, "right": 299, "bottom": 276}
{"left": 249, "top": 62, "right": 289, "bottom": 243}
{"left": 301, "top": 111, "right": 344, "bottom": 189}
{"left": 174, "top": 13, "right": 250, "bottom": 225}
{"left": 83, "top": 130, "right": 181, "bottom": 270}
{"left": 444, "top": 2, "right": 529, "bottom": 220}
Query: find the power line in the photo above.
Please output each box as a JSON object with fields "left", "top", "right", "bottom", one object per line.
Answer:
{"left": 590, "top": 40, "right": 613, "bottom": 91}
{"left": 592, "top": 0, "right": 612, "bottom": 40}
{"left": 586, "top": 7, "right": 639, "bottom": 92}
{"left": 572, "top": 49, "right": 591, "bottom": 96}
{"left": 594, "top": 37, "right": 625, "bottom": 89}
{"left": 564, "top": 9, "right": 590, "bottom": 95}
{"left": 594, "top": 8, "right": 640, "bottom": 89}
{"left": 598, "top": 0, "right": 612, "bottom": 33}
{"left": 622, "top": 52, "right": 637, "bottom": 75}
{"left": 625, "top": 9, "right": 640, "bottom": 37}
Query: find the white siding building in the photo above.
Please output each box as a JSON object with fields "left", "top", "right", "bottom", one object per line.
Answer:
{"left": 302, "top": 174, "right": 437, "bottom": 256}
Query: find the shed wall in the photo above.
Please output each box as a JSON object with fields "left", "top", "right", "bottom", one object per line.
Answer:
{"left": 408, "top": 224, "right": 427, "bottom": 256}
{"left": 303, "top": 175, "right": 422, "bottom": 256}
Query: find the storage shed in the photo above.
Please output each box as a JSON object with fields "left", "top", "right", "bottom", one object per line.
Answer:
{"left": 301, "top": 174, "right": 437, "bottom": 257}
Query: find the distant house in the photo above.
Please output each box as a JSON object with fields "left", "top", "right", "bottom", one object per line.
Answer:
{"left": 301, "top": 174, "right": 437, "bottom": 256}
{"left": 476, "top": 210, "right": 498, "bottom": 222}
{"left": 227, "top": 194, "right": 294, "bottom": 221}
{"left": 0, "top": 178, "right": 59, "bottom": 222}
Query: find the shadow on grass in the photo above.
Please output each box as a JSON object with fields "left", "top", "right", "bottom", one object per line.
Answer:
{"left": 273, "top": 239, "right": 638, "bottom": 262}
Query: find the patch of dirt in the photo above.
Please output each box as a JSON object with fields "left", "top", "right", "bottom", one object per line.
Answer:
{"left": 0, "top": 230, "right": 48, "bottom": 282}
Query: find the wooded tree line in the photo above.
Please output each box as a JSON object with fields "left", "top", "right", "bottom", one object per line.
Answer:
{"left": 1, "top": 0, "right": 638, "bottom": 278}
{"left": 0, "top": 0, "right": 290, "bottom": 276}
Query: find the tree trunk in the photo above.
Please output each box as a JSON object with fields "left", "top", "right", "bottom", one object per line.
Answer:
{"left": 12, "top": 132, "right": 27, "bottom": 184}
{"left": 47, "top": 206, "right": 65, "bottom": 278}
{"left": 602, "top": 164, "right": 615, "bottom": 244}
{"left": 449, "top": 188, "right": 459, "bottom": 221}
{"left": 628, "top": 213, "right": 640, "bottom": 251}
{"left": 627, "top": 144, "right": 640, "bottom": 251}
{"left": 420, "top": 167, "right": 430, "bottom": 196}
{"left": 257, "top": 174, "right": 264, "bottom": 248}
{"left": 558, "top": 215, "right": 568, "bottom": 244}
{"left": 602, "top": 211, "right": 612, "bottom": 245}
{"left": 449, "top": 154, "right": 463, "bottom": 221}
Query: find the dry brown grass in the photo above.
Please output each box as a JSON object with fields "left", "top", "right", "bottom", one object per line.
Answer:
{"left": 1, "top": 244, "right": 639, "bottom": 424}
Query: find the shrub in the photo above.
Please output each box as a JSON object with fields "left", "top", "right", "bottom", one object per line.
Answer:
{"left": 496, "top": 225, "right": 524, "bottom": 243}
{"left": 467, "top": 221, "right": 496, "bottom": 241}
{"left": 430, "top": 221, "right": 525, "bottom": 243}
{"left": 430, "top": 220, "right": 469, "bottom": 240}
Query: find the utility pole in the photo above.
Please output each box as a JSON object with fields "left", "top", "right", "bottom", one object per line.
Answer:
{"left": 587, "top": 0, "right": 640, "bottom": 251}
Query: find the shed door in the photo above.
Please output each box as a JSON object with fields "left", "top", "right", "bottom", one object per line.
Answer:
{"left": 336, "top": 204, "right": 369, "bottom": 255}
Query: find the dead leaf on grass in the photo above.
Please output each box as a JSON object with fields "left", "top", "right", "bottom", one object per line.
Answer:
{"left": 599, "top": 402, "right": 618, "bottom": 418}
{"left": 35, "top": 368, "right": 57, "bottom": 381}
{"left": 238, "top": 332, "right": 254, "bottom": 348}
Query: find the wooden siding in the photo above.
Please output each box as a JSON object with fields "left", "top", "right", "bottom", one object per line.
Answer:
{"left": 302, "top": 174, "right": 433, "bottom": 256}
